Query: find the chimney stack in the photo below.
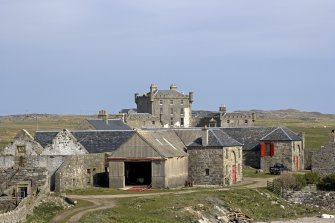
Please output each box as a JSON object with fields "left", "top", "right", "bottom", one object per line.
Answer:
{"left": 170, "top": 84, "right": 177, "bottom": 91}
{"left": 98, "top": 110, "right": 109, "bottom": 124}
{"left": 202, "top": 125, "right": 209, "bottom": 146}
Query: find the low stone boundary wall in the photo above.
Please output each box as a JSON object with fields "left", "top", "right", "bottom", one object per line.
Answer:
{"left": 0, "top": 183, "right": 48, "bottom": 223}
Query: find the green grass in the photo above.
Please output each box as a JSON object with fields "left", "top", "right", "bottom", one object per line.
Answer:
{"left": 80, "top": 188, "right": 326, "bottom": 223}
{"left": 242, "top": 166, "right": 273, "bottom": 178}
{"left": 59, "top": 199, "right": 93, "bottom": 223}
{"left": 25, "top": 201, "right": 64, "bottom": 223}
{"left": 25, "top": 198, "right": 92, "bottom": 223}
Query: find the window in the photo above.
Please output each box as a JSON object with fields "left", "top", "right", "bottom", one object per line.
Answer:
{"left": 266, "top": 143, "right": 271, "bottom": 154}
{"left": 205, "top": 169, "right": 210, "bottom": 176}
{"left": 181, "top": 99, "right": 184, "bottom": 105}
{"left": 17, "top": 146, "right": 26, "bottom": 154}
{"left": 170, "top": 117, "right": 174, "bottom": 126}
{"left": 181, "top": 118, "right": 184, "bottom": 126}
{"left": 245, "top": 120, "right": 248, "bottom": 124}
{"left": 180, "top": 108, "right": 184, "bottom": 115}
{"left": 160, "top": 108, "right": 163, "bottom": 114}
{"left": 159, "top": 99, "right": 163, "bottom": 105}
{"left": 227, "top": 120, "right": 230, "bottom": 124}
{"left": 226, "top": 165, "right": 228, "bottom": 175}
{"left": 170, "top": 108, "right": 174, "bottom": 115}
{"left": 170, "top": 100, "right": 174, "bottom": 105}
{"left": 260, "top": 143, "right": 274, "bottom": 157}
{"left": 152, "top": 121, "right": 155, "bottom": 125}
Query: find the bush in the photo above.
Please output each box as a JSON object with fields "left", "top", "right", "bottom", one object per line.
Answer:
{"left": 304, "top": 172, "right": 320, "bottom": 185}
{"left": 295, "top": 174, "right": 307, "bottom": 190}
{"left": 318, "top": 173, "right": 335, "bottom": 191}
{"left": 273, "top": 172, "right": 298, "bottom": 190}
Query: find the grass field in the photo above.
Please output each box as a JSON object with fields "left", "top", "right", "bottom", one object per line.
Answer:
{"left": 0, "top": 115, "right": 92, "bottom": 150}
{"left": 79, "top": 188, "right": 327, "bottom": 223}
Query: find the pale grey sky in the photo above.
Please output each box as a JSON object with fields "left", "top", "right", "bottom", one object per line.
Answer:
{"left": 0, "top": 0, "right": 334, "bottom": 115}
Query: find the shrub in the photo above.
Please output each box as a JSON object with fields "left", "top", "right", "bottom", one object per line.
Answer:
{"left": 317, "top": 173, "right": 335, "bottom": 191}
{"left": 273, "top": 172, "right": 297, "bottom": 190}
{"left": 304, "top": 172, "right": 320, "bottom": 185}
{"left": 295, "top": 174, "right": 307, "bottom": 190}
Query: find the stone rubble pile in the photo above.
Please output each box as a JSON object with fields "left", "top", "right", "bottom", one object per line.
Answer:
{"left": 285, "top": 191, "right": 335, "bottom": 211}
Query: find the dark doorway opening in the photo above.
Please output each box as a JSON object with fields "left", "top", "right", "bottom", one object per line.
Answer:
{"left": 93, "top": 172, "right": 109, "bottom": 187}
{"left": 125, "top": 162, "right": 151, "bottom": 186}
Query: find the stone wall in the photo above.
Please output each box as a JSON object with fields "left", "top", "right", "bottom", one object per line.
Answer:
{"left": 0, "top": 156, "right": 15, "bottom": 169}
{"left": 0, "top": 182, "right": 48, "bottom": 223}
{"left": 261, "top": 141, "right": 303, "bottom": 172}
{"left": 55, "top": 153, "right": 106, "bottom": 192}
{"left": 1, "top": 129, "right": 43, "bottom": 156}
{"left": 41, "top": 129, "right": 88, "bottom": 155}
{"left": 311, "top": 143, "right": 335, "bottom": 175}
{"left": 188, "top": 146, "right": 243, "bottom": 186}
{"left": 261, "top": 142, "right": 292, "bottom": 171}
{"left": 223, "top": 146, "right": 243, "bottom": 185}
{"left": 188, "top": 147, "right": 224, "bottom": 185}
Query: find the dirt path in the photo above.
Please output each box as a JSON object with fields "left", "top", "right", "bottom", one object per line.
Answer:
{"left": 51, "top": 191, "right": 196, "bottom": 223}
{"left": 50, "top": 177, "right": 274, "bottom": 223}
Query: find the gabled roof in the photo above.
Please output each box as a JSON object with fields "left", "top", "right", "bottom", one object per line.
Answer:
{"left": 87, "top": 119, "right": 132, "bottom": 130}
{"left": 35, "top": 130, "right": 135, "bottom": 153}
{"left": 260, "top": 127, "right": 301, "bottom": 141}
{"left": 137, "top": 130, "right": 187, "bottom": 157}
{"left": 221, "top": 127, "right": 302, "bottom": 151}
{"left": 174, "top": 128, "right": 242, "bottom": 147}
{"left": 209, "top": 129, "right": 243, "bottom": 147}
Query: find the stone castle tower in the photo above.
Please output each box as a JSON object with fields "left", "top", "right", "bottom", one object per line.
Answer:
{"left": 135, "top": 84, "right": 194, "bottom": 127}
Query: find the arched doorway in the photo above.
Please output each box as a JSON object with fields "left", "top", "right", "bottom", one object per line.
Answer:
{"left": 231, "top": 151, "right": 237, "bottom": 183}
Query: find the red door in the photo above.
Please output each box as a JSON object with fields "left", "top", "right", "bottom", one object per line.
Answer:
{"left": 296, "top": 156, "right": 299, "bottom": 170}
{"left": 232, "top": 165, "right": 237, "bottom": 183}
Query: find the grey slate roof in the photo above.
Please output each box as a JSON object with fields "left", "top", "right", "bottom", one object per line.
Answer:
{"left": 87, "top": 119, "right": 132, "bottom": 130}
{"left": 174, "top": 128, "right": 242, "bottom": 147}
{"left": 154, "top": 90, "right": 186, "bottom": 98}
{"left": 221, "top": 127, "right": 302, "bottom": 151}
{"left": 137, "top": 130, "right": 187, "bottom": 157}
{"left": 35, "top": 130, "right": 135, "bottom": 153}
{"left": 260, "top": 127, "right": 302, "bottom": 141}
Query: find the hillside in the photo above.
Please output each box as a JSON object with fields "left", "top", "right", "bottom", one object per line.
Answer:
{"left": 0, "top": 109, "right": 334, "bottom": 150}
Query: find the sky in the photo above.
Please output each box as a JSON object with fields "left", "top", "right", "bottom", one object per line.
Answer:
{"left": 0, "top": 0, "right": 335, "bottom": 115}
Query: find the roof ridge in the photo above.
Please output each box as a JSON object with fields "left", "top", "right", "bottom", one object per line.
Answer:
{"left": 260, "top": 127, "right": 278, "bottom": 140}
{"left": 210, "top": 129, "right": 223, "bottom": 146}
{"left": 279, "top": 127, "right": 293, "bottom": 140}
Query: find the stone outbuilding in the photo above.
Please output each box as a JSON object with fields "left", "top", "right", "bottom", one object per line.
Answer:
{"left": 40, "top": 129, "right": 88, "bottom": 156}
{"left": 108, "top": 130, "right": 188, "bottom": 188}
{"left": 175, "top": 127, "right": 243, "bottom": 185}
{"left": 221, "top": 127, "right": 304, "bottom": 171}
{"left": 1, "top": 129, "right": 43, "bottom": 156}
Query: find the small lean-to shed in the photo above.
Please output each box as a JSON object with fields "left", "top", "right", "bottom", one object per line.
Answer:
{"left": 108, "top": 130, "right": 188, "bottom": 188}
